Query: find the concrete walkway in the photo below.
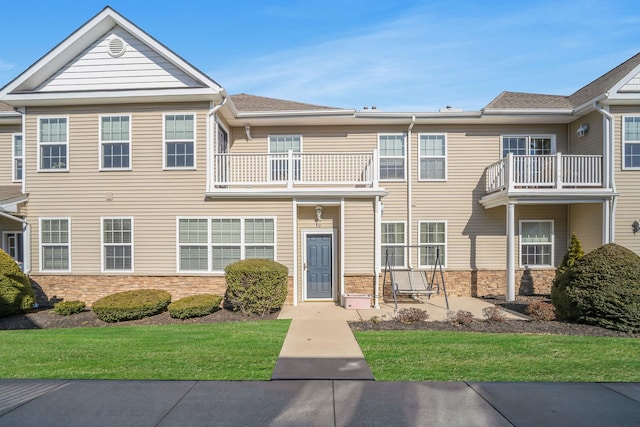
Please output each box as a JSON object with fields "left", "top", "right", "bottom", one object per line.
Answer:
{"left": 1, "top": 379, "right": 639, "bottom": 426}
{"left": 272, "top": 297, "right": 523, "bottom": 380}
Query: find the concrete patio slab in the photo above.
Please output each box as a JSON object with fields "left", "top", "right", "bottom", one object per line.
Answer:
{"left": 469, "top": 382, "right": 640, "bottom": 427}
{"left": 334, "top": 381, "right": 512, "bottom": 427}
{"left": 158, "top": 380, "right": 335, "bottom": 427}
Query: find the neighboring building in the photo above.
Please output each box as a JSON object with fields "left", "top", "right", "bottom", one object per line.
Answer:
{"left": 0, "top": 7, "right": 637, "bottom": 306}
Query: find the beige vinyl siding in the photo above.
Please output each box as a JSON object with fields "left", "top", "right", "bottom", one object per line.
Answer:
{"left": 568, "top": 203, "right": 603, "bottom": 253}
{"left": 569, "top": 111, "right": 603, "bottom": 155}
{"left": 343, "top": 198, "right": 375, "bottom": 273}
{"left": 610, "top": 107, "right": 640, "bottom": 255}
{"left": 409, "top": 124, "right": 568, "bottom": 270}
{"left": 0, "top": 124, "right": 22, "bottom": 184}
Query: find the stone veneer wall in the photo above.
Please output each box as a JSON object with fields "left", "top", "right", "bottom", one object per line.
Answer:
{"left": 30, "top": 275, "right": 295, "bottom": 307}
{"left": 344, "top": 269, "right": 557, "bottom": 302}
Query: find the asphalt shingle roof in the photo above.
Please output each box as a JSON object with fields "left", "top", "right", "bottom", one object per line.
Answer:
{"left": 230, "top": 93, "right": 344, "bottom": 112}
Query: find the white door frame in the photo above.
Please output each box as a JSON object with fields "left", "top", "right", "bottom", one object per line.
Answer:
{"left": 302, "top": 228, "right": 337, "bottom": 301}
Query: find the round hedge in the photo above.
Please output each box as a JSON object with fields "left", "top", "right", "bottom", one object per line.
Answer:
{"left": 168, "top": 294, "right": 222, "bottom": 319}
{"left": 92, "top": 289, "right": 171, "bottom": 322}
{"left": 0, "top": 249, "right": 35, "bottom": 318}
{"left": 551, "top": 243, "right": 640, "bottom": 332}
{"left": 224, "top": 258, "right": 288, "bottom": 315}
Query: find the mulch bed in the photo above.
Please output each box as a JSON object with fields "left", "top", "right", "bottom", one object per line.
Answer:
{"left": 0, "top": 308, "right": 278, "bottom": 330}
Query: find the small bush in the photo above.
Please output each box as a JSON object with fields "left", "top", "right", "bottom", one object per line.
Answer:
{"left": 224, "top": 259, "right": 288, "bottom": 316}
{"left": 53, "top": 300, "right": 86, "bottom": 316}
{"left": 447, "top": 310, "right": 474, "bottom": 327}
{"left": 395, "top": 307, "right": 429, "bottom": 323}
{"left": 482, "top": 305, "right": 506, "bottom": 322}
{"left": 168, "top": 294, "right": 223, "bottom": 319}
{"left": 525, "top": 301, "right": 556, "bottom": 321}
{"left": 0, "top": 249, "right": 35, "bottom": 318}
{"left": 556, "top": 233, "right": 585, "bottom": 276}
{"left": 551, "top": 243, "right": 640, "bottom": 332}
{"left": 92, "top": 289, "right": 171, "bottom": 322}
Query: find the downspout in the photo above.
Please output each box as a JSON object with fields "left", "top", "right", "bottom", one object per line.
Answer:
{"left": 594, "top": 101, "right": 616, "bottom": 243}
{"left": 206, "top": 91, "right": 228, "bottom": 192}
{"left": 15, "top": 107, "right": 30, "bottom": 273}
{"left": 407, "top": 115, "right": 416, "bottom": 269}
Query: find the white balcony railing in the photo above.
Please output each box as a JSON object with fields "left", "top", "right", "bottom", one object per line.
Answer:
{"left": 210, "top": 150, "right": 378, "bottom": 189}
{"left": 485, "top": 153, "right": 604, "bottom": 193}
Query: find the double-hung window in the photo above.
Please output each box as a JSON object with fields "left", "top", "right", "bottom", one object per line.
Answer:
{"left": 102, "top": 218, "right": 133, "bottom": 272}
{"left": 101, "top": 115, "right": 131, "bottom": 170}
{"left": 379, "top": 134, "right": 405, "bottom": 180}
{"left": 419, "top": 134, "right": 447, "bottom": 180}
{"left": 39, "top": 117, "right": 68, "bottom": 171}
{"left": 269, "top": 135, "right": 301, "bottom": 181}
{"left": 418, "top": 221, "right": 446, "bottom": 267}
{"left": 12, "top": 134, "right": 23, "bottom": 181}
{"left": 165, "top": 114, "right": 195, "bottom": 168}
{"left": 40, "top": 218, "right": 70, "bottom": 271}
{"left": 381, "top": 222, "right": 405, "bottom": 267}
{"left": 178, "top": 217, "right": 275, "bottom": 272}
{"left": 623, "top": 116, "right": 640, "bottom": 169}
{"left": 520, "top": 220, "right": 553, "bottom": 267}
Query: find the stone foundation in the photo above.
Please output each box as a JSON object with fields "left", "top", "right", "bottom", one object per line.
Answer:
{"left": 30, "top": 275, "right": 295, "bottom": 307}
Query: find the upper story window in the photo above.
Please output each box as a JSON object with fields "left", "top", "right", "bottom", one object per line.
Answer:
{"left": 379, "top": 134, "right": 405, "bottom": 180}
{"left": 12, "top": 134, "right": 23, "bottom": 181}
{"left": 101, "top": 115, "right": 131, "bottom": 170}
{"left": 520, "top": 220, "right": 553, "bottom": 267}
{"left": 502, "top": 135, "right": 555, "bottom": 157}
{"left": 623, "top": 116, "right": 640, "bottom": 169}
{"left": 38, "top": 117, "right": 68, "bottom": 171}
{"left": 419, "top": 134, "right": 447, "bottom": 180}
{"left": 164, "top": 114, "right": 195, "bottom": 169}
{"left": 269, "top": 135, "right": 301, "bottom": 181}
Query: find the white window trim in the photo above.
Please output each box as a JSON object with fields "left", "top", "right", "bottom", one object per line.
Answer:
{"left": 519, "top": 219, "right": 554, "bottom": 268}
{"left": 381, "top": 220, "right": 407, "bottom": 268}
{"left": 39, "top": 217, "right": 71, "bottom": 272}
{"left": 12, "top": 133, "right": 23, "bottom": 182}
{"left": 417, "top": 220, "right": 447, "bottom": 268}
{"left": 176, "top": 216, "right": 277, "bottom": 273}
{"left": 268, "top": 135, "right": 303, "bottom": 182}
{"left": 418, "top": 133, "right": 447, "bottom": 182}
{"left": 378, "top": 133, "right": 406, "bottom": 182}
{"left": 101, "top": 217, "right": 134, "bottom": 273}
{"left": 99, "top": 114, "right": 132, "bottom": 171}
{"left": 622, "top": 115, "right": 640, "bottom": 170}
{"left": 500, "top": 134, "right": 557, "bottom": 158}
{"left": 163, "top": 112, "right": 197, "bottom": 170}
{"left": 37, "top": 116, "right": 69, "bottom": 172}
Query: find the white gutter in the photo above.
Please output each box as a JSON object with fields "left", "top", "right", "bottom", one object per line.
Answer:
{"left": 407, "top": 115, "right": 416, "bottom": 269}
{"left": 594, "top": 101, "right": 617, "bottom": 243}
{"left": 206, "top": 92, "right": 228, "bottom": 192}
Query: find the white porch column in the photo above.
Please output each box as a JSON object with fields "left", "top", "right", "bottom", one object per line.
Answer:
{"left": 373, "top": 196, "right": 381, "bottom": 309}
{"left": 506, "top": 203, "right": 515, "bottom": 301}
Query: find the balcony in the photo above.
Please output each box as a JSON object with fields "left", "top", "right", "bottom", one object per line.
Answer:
{"left": 481, "top": 153, "right": 613, "bottom": 208}
{"left": 206, "top": 151, "right": 383, "bottom": 197}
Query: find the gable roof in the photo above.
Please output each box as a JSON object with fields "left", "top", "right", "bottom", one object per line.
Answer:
{"left": 0, "top": 6, "right": 224, "bottom": 106}
{"left": 484, "top": 52, "right": 640, "bottom": 113}
{"left": 230, "top": 93, "right": 343, "bottom": 112}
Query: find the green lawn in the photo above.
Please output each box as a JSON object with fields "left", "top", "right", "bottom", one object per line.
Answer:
{"left": 0, "top": 321, "right": 290, "bottom": 380}
{"left": 354, "top": 330, "right": 640, "bottom": 382}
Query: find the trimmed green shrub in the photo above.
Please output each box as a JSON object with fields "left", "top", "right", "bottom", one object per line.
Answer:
{"left": 92, "top": 289, "right": 171, "bottom": 322}
{"left": 168, "top": 294, "right": 223, "bottom": 319}
{"left": 556, "top": 232, "right": 585, "bottom": 276}
{"left": 224, "top": 259, "right": 288, "bottom": 315}
{"left": 0, "top": 249, "right": 36, "bottom": 318}
{"left": 53, "top": 300, "right": 86, "bottom": 316}
{"left": 551, "top": 243, "right": 640, "bottom": 332}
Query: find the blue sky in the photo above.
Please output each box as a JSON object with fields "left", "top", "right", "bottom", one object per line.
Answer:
{"left": 1, "top": 1, "right": 640, "bottom": 111}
